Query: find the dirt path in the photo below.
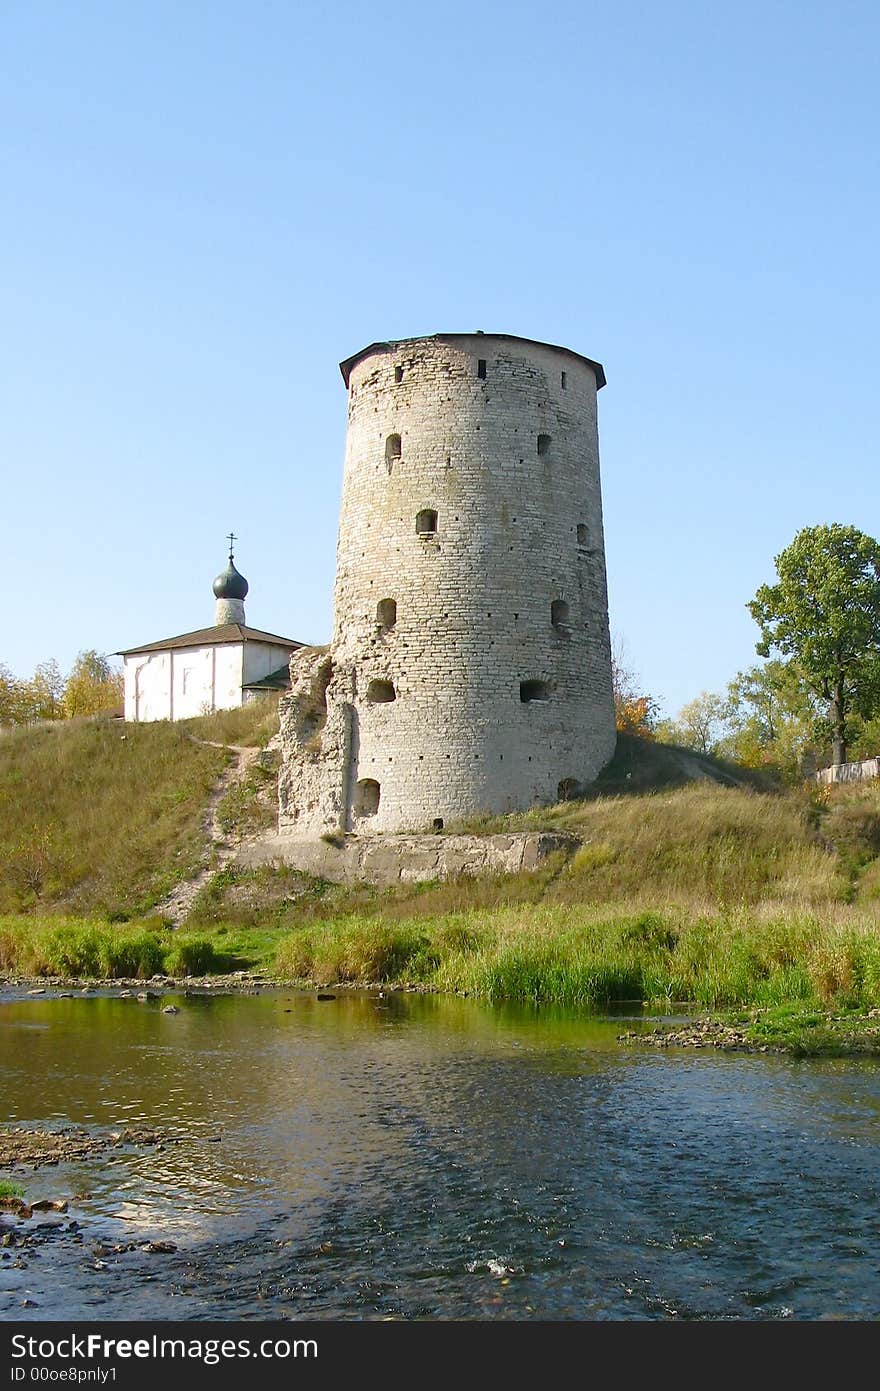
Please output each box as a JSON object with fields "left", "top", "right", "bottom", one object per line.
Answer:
{"left": 153, "top": 739, "right": 260, "bottom": 927}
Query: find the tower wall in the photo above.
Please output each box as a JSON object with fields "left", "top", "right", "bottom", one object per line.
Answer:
{"left": 279, "top": 333, "right": 616, "bottom": 836}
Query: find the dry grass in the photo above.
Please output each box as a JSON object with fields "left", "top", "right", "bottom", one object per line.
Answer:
{"left": 0, "top": 717, "right": 226, "bottom": 917}
{"left": 543, "top": 782, "right": 847, "bottom": 910}
{"left": 181, "top": 694, "right": 282, "bottom": 748}
{"left": 196, "top": 779, "right": 852, "bottom": 928}
{"left": 0, "top": 700, "right": 285, "bottom": 918}
{"left": 215, "top": 758, "right": 279, "bottom": 839}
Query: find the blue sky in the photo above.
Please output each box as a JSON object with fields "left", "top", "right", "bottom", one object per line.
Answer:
{"left": 3, "top": 1, "right": 878, "bottom": 715}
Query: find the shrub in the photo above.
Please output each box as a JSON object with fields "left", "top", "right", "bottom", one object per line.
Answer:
{"left": 44, "top": 925, "right": 104, "bottom": 976}
{"left": 100, "top": 931, "right": 166, "bottom": 979}
{"left": 275, "top": 932, "right": 317, "bottom": 980}
{"left": 275, "top": 920, "right": 436, "bottom": 984}
{"left": 164, "top": 936, "right": 224, "bottom": 977}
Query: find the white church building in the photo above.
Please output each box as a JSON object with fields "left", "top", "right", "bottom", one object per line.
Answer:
{"left": 118, "top": 544, "right": 303, "bottom": 722}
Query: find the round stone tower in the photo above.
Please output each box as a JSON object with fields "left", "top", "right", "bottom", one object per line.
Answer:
{"left": 301, "top": 330, "right": 615, "bottom": 835}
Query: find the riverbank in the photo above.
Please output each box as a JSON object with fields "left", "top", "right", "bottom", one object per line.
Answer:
{"left": 619, "top": 1003, "right": 880, "bottom": 1057}
{"left": 4, "top": 904, "right": 880, "bottom": 1054}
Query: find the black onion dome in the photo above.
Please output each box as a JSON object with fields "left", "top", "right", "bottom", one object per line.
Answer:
{"left": 213, "top": 557, "right": 249, "bottom": 601}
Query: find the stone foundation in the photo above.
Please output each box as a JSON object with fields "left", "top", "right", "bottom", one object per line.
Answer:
{"left": 237, "top": 830, "right": 579, "bottom": 886}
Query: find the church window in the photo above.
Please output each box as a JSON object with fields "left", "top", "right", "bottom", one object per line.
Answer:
{"left": 416, "top": 508, "right": 438, "bottom": 535}
{"left": 477, "top": 359, "right": 487, "bottom": 379}
{"left": 537, "top": 433, "right": 552, "bottom": 456}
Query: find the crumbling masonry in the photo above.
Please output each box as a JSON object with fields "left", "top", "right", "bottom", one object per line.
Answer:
{"left": 277, "top": 332, "right": 616, "bottom": 836}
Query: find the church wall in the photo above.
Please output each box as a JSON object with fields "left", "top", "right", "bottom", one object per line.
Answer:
{"left": 172, "top": 646, "right": 221, "bottom": 719}
{"left": 124, "top": 652, "right": 171, "bottom": 722}
{"left": 242, "top": 641, "right": 298, "bottom": 686}
{"left": 210, "top": 644, "right": 245, "bottom": 714}
{"left": 124, "top": 643, "right": 246, "bottom": 721}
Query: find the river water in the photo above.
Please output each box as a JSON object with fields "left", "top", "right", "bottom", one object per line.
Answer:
{"left": 2, "top": 987, "right": 880, "bottom": 1320}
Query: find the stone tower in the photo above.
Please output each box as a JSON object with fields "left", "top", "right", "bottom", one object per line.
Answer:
{"left": 278, "top": 332, "right": 616, "bottom": 836}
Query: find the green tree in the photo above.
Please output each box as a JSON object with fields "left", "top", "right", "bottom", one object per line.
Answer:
{"left": 62, "top": 651, "right": 123, "bottom": 718}
{"left": 748, "top": 524, "right": 880, "bottom": 766}
{"left": 658, "top": 690, "right": 728, "bottom": 755}
{"left": 20, "top": 659, "right": 65, "bottom": 723}
{"left": 0, "top": 664, "right": 25, "bottom": 726}
{"left": 722, "top": 660, "right": 819, "bottom": 780}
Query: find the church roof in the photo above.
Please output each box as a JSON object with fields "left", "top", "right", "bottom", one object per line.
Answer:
{"left": 117, "top": 624, "right": 305, "bottom": 657}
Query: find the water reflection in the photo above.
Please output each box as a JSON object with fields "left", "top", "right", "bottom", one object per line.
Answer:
{"left": 1, "top": 989, "right": 879, "bottom": 1319}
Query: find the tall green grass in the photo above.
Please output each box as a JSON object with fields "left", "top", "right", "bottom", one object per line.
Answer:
{"left": 272, "top": 904, "right": 880, "bottom": 1011}
{"left": 5, "top": 902, "right": 880, "bottom": 1016}
{"left": 0, "top": 916, "right": 231, "bottom": 978}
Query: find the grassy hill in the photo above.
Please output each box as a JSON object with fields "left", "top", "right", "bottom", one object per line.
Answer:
{"left": 3, "top": 717, "right": 880, "bottom": 1043}
{"left": 188, "top": 735, "right": 875, "bottom": 928}
{"left": 4, "top": 713, "right": 880, "bottom": 927}
{"left": 0, "top": 700, "right": 279, "bottom": 918}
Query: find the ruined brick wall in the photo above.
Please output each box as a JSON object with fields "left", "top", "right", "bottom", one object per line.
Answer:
{"left": 278, "top": 333, "right": 616, "bottom": 836}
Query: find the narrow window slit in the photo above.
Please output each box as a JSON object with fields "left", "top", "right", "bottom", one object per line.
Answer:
{"left": 376, "top": 598, "right": 397, "bottom": 628}
{"left": 551, "top": 599, "right": 570, "bottom": 629}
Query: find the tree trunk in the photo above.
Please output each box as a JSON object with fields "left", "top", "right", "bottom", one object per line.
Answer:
{"left": 830, "top": 685, "right": 847, "bottom": 766}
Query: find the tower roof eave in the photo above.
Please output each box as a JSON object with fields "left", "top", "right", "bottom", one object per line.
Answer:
{"left": 338, "top": 333, "right": 606, "bottom": 390}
